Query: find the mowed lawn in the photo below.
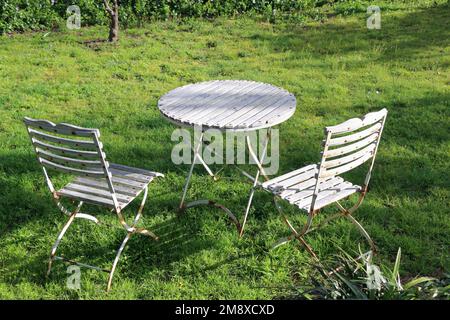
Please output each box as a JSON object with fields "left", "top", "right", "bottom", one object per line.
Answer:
{"left": 0, "top": 5, "right": 448, "bottom": 299}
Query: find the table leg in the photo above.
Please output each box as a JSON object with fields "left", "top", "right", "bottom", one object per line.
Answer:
{"left": 239, "top": 128, "right": 271, "bottom": 237}
{"left": 192, "top": 142, "right": 217, "bottom": 180}
{"left": 179, "top": 131, "right": 204, "bottom": 210}
{"left": 178, "top": 129, "right": 240, "bottom": 230}
{"left": 179, "top": 128, "right": 272, "bottom": 237}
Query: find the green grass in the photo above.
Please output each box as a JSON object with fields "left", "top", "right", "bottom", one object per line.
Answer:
{"left": 0, "top": 4, "right": 449, "bottom": 299}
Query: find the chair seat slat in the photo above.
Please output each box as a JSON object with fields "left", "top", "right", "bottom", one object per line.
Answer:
{"left": 262, "top": 164, "right": 317, "bottom": 189}
{"left": 59, "top": 162, "right": 162, "bottom": 210}
{"left": 73, "top": 177, "right": 140, "bottom": 197}
{"left": 275, "top": 177, "right": 317, "bottom": 198}
{"left": 262, "top": 164, "right": 361, "bottom": 212}
{"left": 111, "top": 176, "right": 148, "bottom": 189}
{"left": 109, "top": 163, "right": 163, "bottom": 178}
{"left": 285, "top": 177, "right": 344, "bottom": 203}
{"left": 57, "top": 189, "right": 118, "bottom": 208}
{"left": 108, "top": 168, "right": 153, "bottom": 183}
{"left": 311, "top": 185, "right": 361, "bottom": 211}
{"left": 295, "top": 181, "right": 356, "bottom": 210}
{"left": 64, "top": 183, "right": 132, "bottom": 203}
{"left": 268, "top": 167, "right": 318, "bottom": 190}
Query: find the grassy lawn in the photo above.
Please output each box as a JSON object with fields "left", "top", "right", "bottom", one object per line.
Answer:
{"left": 0, "top": 5, "right": 448, "bottom": 299}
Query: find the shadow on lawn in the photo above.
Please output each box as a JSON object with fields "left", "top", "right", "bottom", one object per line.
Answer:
{"left": 0, "top": 153, "right": 238, "bottom": 284}
{"left": 246, "top": 4, "right": 449, "bottom": 67}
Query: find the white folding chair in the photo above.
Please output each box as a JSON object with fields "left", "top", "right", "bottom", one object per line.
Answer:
{"left": 24, "top": 117, "right": 163, "bottom": 291}
{"left": 261, "top": 109, "right": 388, "bottom": 258}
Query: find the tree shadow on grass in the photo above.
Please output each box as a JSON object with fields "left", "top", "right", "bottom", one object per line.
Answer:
{"left": 246, "top": 4, "right": 449, "bottom": 68}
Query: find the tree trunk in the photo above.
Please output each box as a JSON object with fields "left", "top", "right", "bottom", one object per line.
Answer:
{"left": 103, "top": 0, "right": 119, "bottom": 42}
{"left": 109, "top": 10, "right": 119, "bottom": 42}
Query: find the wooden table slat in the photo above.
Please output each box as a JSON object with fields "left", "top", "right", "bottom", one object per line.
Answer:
{"left": 158, "top": 80, "right": 296, "bottom": 131}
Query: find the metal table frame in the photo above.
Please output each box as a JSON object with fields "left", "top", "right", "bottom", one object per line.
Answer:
{"left": 158, "top": 80, "right": 296, "bottom": 237}
{"left": 177, "top": 127, "right": 272, "bottom": 237}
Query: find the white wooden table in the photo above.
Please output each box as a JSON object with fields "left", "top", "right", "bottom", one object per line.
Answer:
{"left": 158, "top": 80, "right": 297, "bottom": 236}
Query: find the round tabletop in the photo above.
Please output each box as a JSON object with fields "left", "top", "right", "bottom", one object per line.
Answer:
{"left": 158, "top": 80, "right": 296, "bottom": 131}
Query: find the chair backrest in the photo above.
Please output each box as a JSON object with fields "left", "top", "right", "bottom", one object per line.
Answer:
{"left": 23, "top": 117, "right": 119, "bottom": 210}
{"left": 310, "top": 108, "right": 388, "bottom": 212}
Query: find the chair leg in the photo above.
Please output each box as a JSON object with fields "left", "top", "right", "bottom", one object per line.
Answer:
{"left": 107, "top": 186, "right": 158, "bottom": 291}
{"left": 272, "top": 235, "right": 294, "bottom": 249}
{"left": 272, "top": 191, "right": 376, "bottom": 261}
{"left": 304, "top": 212, "right": 342, "bottom": 236}
{"left": 271, "top": 233, "right": 318, "bottom": 260}
{"left": 130, "top": 187, "right": 159, "bottom": 240}
{"left": 345, "top": 214, "right": 377, "bottom": 253}
{"left": 47, "top": 188, "right": 158, "bottom": 291}
{"left": 47, "top": 202, "right": 82, "bottom": 276}
{"left": 107, "top": 233, "right": 131, "bottom": 292}
{"left": 179, "top": 159, "right": 196, "bottom": 211}
{"left": 271, "top": 197, "right": 318, "bottom": 259}
{"left": 239, "top": 187, "right": 256, "bottom": 238}
{"left": 336, "top": 194, "right": 377, "bottom": 253}
{"left": 294, "top": 235, "right": 318, "bottom": 260}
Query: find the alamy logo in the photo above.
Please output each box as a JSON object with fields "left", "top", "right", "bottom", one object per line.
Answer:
{"left": 171, "top": 126, "right": 279, "bottom": 175}
{"left": 367, "top": 6, "right": 381, "bottom": 30}
{"left": 66, "top": 5, "right": 81, "bottom": 30}
{"left": 66, "top": 265, "right": 81, "bottom": 290}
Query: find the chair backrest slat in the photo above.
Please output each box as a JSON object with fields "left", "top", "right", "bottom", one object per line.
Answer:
{"left": 322, "top": 142, "right": 376, "bottom": 169}
{"left": 310, "top": 109, "right": 388, "bottom": 212}
{"left": 28, "top": 128, "right": 100, "bottom": 150}
{"left": 24, "top": 117, "right": 120, "bottom": 210}
{"left": 325, "top": 109, "right": 386, "bottom": 134}
{"left": 320, "top": 151, "right": 374, "bottom": 178}
{"left": 40, "top": 158, "right": 105, "bottom": 178}
{"left": 36, "top": 148, "right": 104, "bottom": 170}
{"left": 328, "top": 122, "right": 382, "bottom": 147}
{"left": 32, "top": 138, "right": 101, "bottom": 159}
{"left": 24, "top": 117, "right": 100, "bottom": 137}
{"left": 323, "top": 132, "right": 379, "bottom": 159}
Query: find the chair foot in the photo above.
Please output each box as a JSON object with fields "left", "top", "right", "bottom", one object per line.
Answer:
{"left": 177, "top": 202, "right": 187, "bottom": 215}
{"left": 181, "top": 199, "right": 241, "bottom": 234}
{"left": 135, "top": 228, "right": 159, "bottom": 241}
{"left": 46, "top": 255, "right": 55, "bottom": 277}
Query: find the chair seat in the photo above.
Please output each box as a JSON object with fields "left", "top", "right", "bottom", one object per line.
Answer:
{"left": 262, "top": 164, "right": 361, "bottom": 212}
{"left": 56, "top": 163, "right": 163, "bottom": 210}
